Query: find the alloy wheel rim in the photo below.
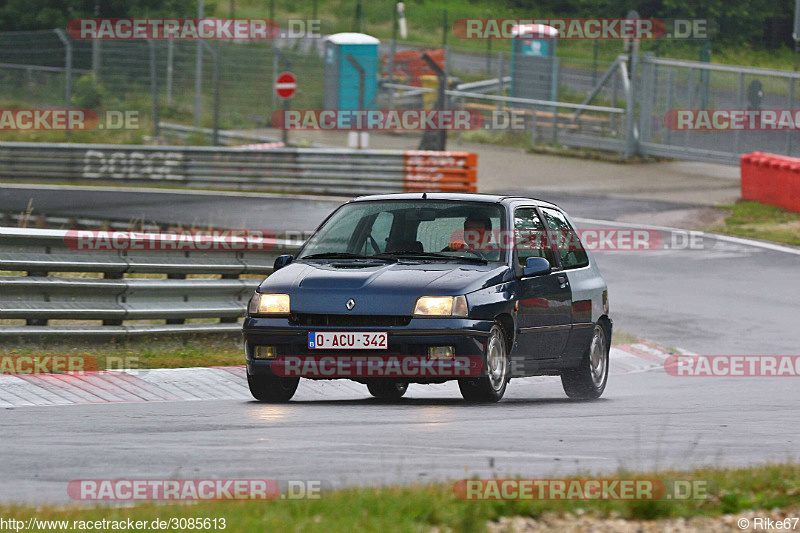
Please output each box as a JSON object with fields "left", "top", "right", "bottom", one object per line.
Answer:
{"left": 589, "top": 326, "right": 607, "bottom": 387}
{"left": 486, "top": 331, "right": 507, "bottom": 391}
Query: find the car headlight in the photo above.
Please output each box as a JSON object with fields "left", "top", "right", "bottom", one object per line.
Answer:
{"left": 413, "top": 295, "right": 468, "bottom": 317}
{"left": 249, "top": 293, "right": 290, "bottom": 315}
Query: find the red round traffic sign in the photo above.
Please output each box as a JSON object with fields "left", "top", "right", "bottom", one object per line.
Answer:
{"left": 275, "top": 72, "right": 297, "bottom": 99}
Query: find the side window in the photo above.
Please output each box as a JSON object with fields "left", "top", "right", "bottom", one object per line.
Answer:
{"left": 541, "top": 208, "right": 589, "bottom": 269}
{"left": 514, "top": 207, "right": 557, "bottom": 267}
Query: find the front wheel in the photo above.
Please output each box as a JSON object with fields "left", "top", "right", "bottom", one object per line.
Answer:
{"left": 561, "top": 323, "right": 609, "bottom": 400}
{"left": 366, "top": 379, "right": 408, "bottom": 400}
{"left": 248, "top": 373, "right": 299, "bottom": 402}
{"left": 459, "top": 323, "right": 508, "bottom": 402}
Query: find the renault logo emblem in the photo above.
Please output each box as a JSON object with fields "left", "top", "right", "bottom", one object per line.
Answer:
{"left": 346, "top": 298, "right": 356, "bottom": 311}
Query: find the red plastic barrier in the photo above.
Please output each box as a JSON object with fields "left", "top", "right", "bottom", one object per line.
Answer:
{"left": 740, "top": 152, "right": 800, "bottom": 213}
{"left": 403, "top": 150, "right": 477, "bottom": 193}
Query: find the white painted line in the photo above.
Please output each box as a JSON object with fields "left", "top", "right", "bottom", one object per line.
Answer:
{"left": 574, "top": 216, "right": 800, "bottom": 256}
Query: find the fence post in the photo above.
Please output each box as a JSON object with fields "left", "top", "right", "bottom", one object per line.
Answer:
{"left": 551, "top": 57, "right": 560, "bottom": 144}
{"left": 665, "top": 69, "right": 675, "bottom": 146}
{"left": 346, "top": 53, "right": 366, "bottom": 149}
{"left": 194, "top": 0, "right": 204, "bottom": 126}
{"left": 734, "top": 72, "right": 744, "bottom": 154}
{"left": 610, "top": 64, "right": 618, "bottom": 135}
{"left": 54, "top": 30, "right": 72, "bottom": 111}
{"left": 166, "top": 39, "right": 174, "bottom": 105}
{"left": 496, "top": 52, "right": 504, "bottom": 112}
{"left": 387, "top": 38, "right": 396, "bottom": 110}
{"left": 149, "top": 41, "right": 160, "bottom": 139}
{"left": 638, "top": 54, "right": 654, "bottom": 147}
{"left": 683, "top": 67, "right": 694, "bottom": 149}
{"left": 624, "top": 49, "right": 639, "bottom": 158}
{"left": 787, "top": 77, "right": 794, "bottom": 155}
{"left": 202, "top": 42, "right": 221, "bottom": 146}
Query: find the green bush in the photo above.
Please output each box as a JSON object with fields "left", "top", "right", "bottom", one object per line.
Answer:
{"left": 71, "top": 73, "right": 105, "bottom": 110}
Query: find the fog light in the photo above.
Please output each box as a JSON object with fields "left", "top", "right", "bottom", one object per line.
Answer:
{"left": 428, "top": 346, "right": 454, "bottom": 359}
{"left": 254, "top": 346, "right": 277, "bottom": 359}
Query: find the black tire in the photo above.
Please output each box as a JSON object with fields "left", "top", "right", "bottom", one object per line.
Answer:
{"left": 247, "top": 373, "right": 299, "bottom": 402}
{"left": 561, "top": 323, "right": 609, "bottom": 400}
{"left": 458, "top": 323, "right": 509, "bottom": 402}
{"left": 366, "top": 379, "right": 408, "bottom": 400}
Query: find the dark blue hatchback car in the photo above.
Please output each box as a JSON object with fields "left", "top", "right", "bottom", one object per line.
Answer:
{"left": 243, "top": 193, "right": 611, "bottom": 402}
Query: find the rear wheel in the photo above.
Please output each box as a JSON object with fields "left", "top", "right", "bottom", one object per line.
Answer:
{"left": 366, "top": 379, "right": 408, "bottom": 400}
{"left": 561, "top": 323, "right": 609, "bottom": 400}
{"left": 459, "top": 323, "right": 508, "bottom": 402}
{"left": 247, "top": 373, "right": 299, "bottom": 402}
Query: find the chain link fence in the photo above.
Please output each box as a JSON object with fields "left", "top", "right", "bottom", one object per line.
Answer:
{"left": 637, "top": 55, "right": 800, "bottom": 163}
{"left": 1, "top": 28, "right": 799, "bottom": 163}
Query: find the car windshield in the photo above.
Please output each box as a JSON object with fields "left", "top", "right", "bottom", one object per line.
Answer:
{"left": 298, "top": 200, "right": 506, "bottom": 263}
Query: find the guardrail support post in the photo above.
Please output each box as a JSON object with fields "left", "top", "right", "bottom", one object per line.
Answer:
{"left": 26, "top": 270, "right": 48, "bottom": 326}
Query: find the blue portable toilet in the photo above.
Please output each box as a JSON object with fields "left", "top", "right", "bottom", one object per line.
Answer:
{"left": 324, "top": 33, "right": 380, "bottom": 110}
{"left": 509, "top": 24, "right": 558, "bottom": 102}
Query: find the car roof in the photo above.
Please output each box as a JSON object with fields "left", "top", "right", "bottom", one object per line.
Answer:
{"left": 350, "top": 192, "right": 560, "bottom": 209}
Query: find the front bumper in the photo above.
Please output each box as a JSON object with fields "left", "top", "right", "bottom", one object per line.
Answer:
{"left": 243, "top": 316, "right": 493, "bottom": 382}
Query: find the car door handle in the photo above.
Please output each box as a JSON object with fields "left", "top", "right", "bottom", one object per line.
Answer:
{"left": 557, "top": 275, "right": 568, "bottom": 288}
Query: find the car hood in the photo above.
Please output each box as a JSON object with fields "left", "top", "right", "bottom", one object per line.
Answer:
{"left": 258, "top": 260, "right": 512, "bottom": 315}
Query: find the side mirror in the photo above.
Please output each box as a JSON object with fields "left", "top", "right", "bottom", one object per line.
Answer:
{"left": 273, "top": 254, "right": 293, "bottom": 271}
{"left": 522, "top": 257, "right": 551, "bottom": 277}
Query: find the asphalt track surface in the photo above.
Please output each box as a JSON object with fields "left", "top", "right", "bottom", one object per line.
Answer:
{"left": 1, "top": 185, "right": 798, "bottom": 505}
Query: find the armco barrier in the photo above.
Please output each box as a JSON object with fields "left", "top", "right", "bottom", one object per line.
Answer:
{"left": 741, "top": 152, "right": 800, "bottom": 214}
{"left": 0, "top": 142, "right": 477, "bottom": 195}
{"left": 0, "top": 227, "right": 301, "bottom": 337}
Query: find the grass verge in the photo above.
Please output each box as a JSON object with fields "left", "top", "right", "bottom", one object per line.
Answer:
{"left": 0, "top": 335, "right": 243, "bottom": 369}
{"left": 2, "top": 464, "right": 798, "bottom": 531}
{"left": 706, "top": 201, "right": 800, "bottom": 247}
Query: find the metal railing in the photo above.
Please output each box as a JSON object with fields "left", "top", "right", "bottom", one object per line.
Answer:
{"left": 0, "top": 142, "right": 477, "bottom": 195}
{"left": 0, "top": 227, "right": 301, "bottom": 337}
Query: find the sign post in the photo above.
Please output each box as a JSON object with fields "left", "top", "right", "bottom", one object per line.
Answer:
{"left": 794, "top": 0, "right": 800, "bottom": 71}
{"left": 275, "top": 72, "right": 296, "bottom": 145}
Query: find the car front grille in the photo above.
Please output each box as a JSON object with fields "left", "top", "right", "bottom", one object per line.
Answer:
{"left": 289, "top": 313, "right": 412, "bottom": 327}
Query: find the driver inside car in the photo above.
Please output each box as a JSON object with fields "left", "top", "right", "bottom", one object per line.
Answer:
{"left": 443, "top": 214, "right": 501, "bottom": 260}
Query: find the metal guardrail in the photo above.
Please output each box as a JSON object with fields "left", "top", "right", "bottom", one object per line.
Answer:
{"left": 0, "top": 142, "right": 477, "bottom": 195}
{"left": 0, "top": 227, "right": 302, "bottom": 337}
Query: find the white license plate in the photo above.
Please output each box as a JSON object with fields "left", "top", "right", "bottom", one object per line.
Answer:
{"left": 308, "top": 332, "right": 388, "bottom": 350}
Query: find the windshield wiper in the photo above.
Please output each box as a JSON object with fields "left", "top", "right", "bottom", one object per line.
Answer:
{"left": 301, "top": 252, "right": 396, "bottom": 262}
{"left": 375, "top": 251, "right": 488, "bottom": 264}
